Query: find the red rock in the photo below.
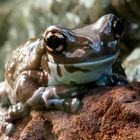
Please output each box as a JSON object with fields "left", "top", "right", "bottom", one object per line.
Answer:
{"left": 1, "top": 82, "right": 140, "bottom": 140}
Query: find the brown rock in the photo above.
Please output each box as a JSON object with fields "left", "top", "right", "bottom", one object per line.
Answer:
{"left": 1, "top": 82, "right": 140, "bottom": 140}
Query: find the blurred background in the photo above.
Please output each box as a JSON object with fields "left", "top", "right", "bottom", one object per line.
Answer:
{"left": 0, "top": 0, "right": 140, "bottom": 81}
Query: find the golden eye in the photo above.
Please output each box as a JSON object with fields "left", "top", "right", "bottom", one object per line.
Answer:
{"left": 46, "top": 32, "right": 53, "bottom": 39}
{"left": 54, "top": 32, "right": 63, "bottom": 38}
{"left": 45, "top": 31, "right": 65, "bottom": 53}
{"left": 46, "top": 45, "right": 53, "bottom": 52}
{"left": 55, "top": 45, "right": 64, "bottom": 52}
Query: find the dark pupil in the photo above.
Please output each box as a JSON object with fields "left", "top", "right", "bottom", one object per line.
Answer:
{"left": 46, "top": 35, "right": 64, "bottom": 49}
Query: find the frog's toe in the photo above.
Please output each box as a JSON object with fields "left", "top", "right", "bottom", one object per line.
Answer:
{"left": 70, "top": 98, "right": 81, "bottom": 113}
{"left": 111, "top": 74, "right": 128, "bottom": 85}
{"left": 1, "top": 122, "right": 15, "bottom": 136}
{"left": 96, "top": 74, "right": 128, "bottom": 86}
{"left": 64, "top": 98, "right": 81, "bottom": 113}
{"left": 5, "top": 123, "right": 15, "bottom": 136}
{"left": 6, "top": 102, "right": 29, "bottom": 121}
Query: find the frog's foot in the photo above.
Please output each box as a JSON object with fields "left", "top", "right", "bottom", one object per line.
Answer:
{"left": 96, "top": 74, "right": 128, "bottom": 86}
{"left": 111, "top": 73, "right": 128, "bottom": 85}
{"left": 63, "top": 98, "right": 81, "bottom": 113}
{"left": 45, "top": 98, "right": 81, "bottom": 113}
{"left": 1, "top": 121, "right": 15, "bottom": 136}
{"left": 5, "top": 102, "right": 30, "bottom": 122}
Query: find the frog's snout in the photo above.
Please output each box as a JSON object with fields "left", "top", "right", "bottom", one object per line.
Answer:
{"left": 112, "top": 16, "right": 124, "bottom": 40}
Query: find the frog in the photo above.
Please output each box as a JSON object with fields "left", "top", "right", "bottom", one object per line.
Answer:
{"left": 0, "top": 14, "right": 127, "bottom": 135}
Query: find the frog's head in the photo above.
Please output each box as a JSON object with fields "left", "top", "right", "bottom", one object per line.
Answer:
{"left": 43, "top": 14, "right": 124, "bottom": 85}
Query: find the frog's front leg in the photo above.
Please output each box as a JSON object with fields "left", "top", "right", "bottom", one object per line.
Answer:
{"left": 4, "top": 70, "right": 47, "bottom": 122}
{"left": 26, "top": 85, "right": 86, "bottom": 113}
{"left": 41, "top": 85, "right": 87, "bottom": 113}
{"left": 96, "top": 59, "right": 128, "bottom": 86}
{"left": 10, "top": 70, "right": 85, "bottom": 121}
{"left": 0, "top": 121, "right": 15, "bottom": 136}
{"left": 0, "top": 82, "right": 16, "bottom": 135}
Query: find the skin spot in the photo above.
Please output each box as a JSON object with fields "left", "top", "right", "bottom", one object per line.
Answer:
{"left": 56, "top": 64, "right": 62, "bottom": 77}
{"left": 8, "top": 74, "right": 12, "bottom": 79}
{"left": 65, "top": 65, "right": 90, "bottom": 73}
{"left": 113, "top": 20, "right": 117, "bottom": 28}
{"left": 41, "top": 55, "right": 51, "bottom": 75}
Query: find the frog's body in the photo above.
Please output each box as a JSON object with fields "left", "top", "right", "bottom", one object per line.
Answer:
{"left": 0, "top": 14, "right": 127, "bottom": 135}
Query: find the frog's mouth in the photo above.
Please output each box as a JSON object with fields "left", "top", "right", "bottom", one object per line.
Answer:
{"left": 48, "top": 53, "right": 118, "bottom": 73}
{"left": 47, "top": 51, "right": 119, "bottom": 65}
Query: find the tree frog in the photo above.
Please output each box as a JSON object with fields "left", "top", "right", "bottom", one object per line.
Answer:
{"left": 0, "top": 14, "right": 127, "bottom": 135}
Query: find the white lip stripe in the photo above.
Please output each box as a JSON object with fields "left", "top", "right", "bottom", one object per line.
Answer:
{"left": 71, "top": 54, "right": 118, "bottom": 67}
{"left": 49, "top": 53, "right": 118, "bottom": 67}
{"left": 48, "top": 53, "right": 118, "bottom": 85}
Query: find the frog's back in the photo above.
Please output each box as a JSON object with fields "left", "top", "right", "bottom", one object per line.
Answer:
{"left": 5, "top": 37, "right": 45, "bottom": 87}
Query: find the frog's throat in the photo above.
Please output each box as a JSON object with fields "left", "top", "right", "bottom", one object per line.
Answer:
{"left": 48, "top": 53, "right": 118, "bottom": 85}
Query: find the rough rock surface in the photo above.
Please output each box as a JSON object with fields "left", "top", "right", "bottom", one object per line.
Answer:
{"left": 123, "top": 47, "right": 140, "bottom": 82}
{"left": 1, "top": 82, "right": 140, "bottom": 140}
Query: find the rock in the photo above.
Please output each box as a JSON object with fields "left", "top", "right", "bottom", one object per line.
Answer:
{"left": 123, "top": 47, "right": 140, "bottom": 82}
{"left": 1, "top": 82, "right": 140, "bottom": 139}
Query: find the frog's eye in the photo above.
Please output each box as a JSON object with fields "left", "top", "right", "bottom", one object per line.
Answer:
{"left": 45, "top": 32, "right": 65, "bottom": 53}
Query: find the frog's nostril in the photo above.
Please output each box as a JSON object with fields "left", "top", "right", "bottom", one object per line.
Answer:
{"left": 112, "top": 19, "right": 124, "bottom": 40}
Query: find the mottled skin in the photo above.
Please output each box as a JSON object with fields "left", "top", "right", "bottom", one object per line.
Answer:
{"left": 0, "top": 14, "right": 127, "bottom": 135}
